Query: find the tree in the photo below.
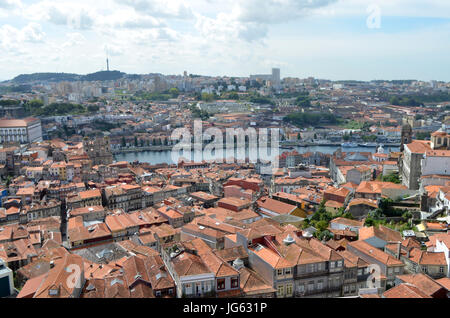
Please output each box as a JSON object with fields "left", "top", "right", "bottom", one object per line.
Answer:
{"left": 5, "top": 175, "right": 13, "bottom": 187}
{"left": 341, "top": 212, "right": 354, "bottom": 220}
{"left": 416, "top": 131, "right": 430, "bottom": 140}
{"left": 381, "top": 173, "right": 401, "bottom": 184}
{"left": 317, "top": 230, "right": 333, "bottom": 241}
{"left": 169, "top": 87, "right": 180, "bottom": 98}
{"left": 201, "top": 93, "right": 214, "bottom": 102}
{"left": 315, "top": 220, "right": 329, "bottom": 232}
{"left": 284, "top": 112, "right": 338, "bottom": 127}
{"left": 364, "top": 217, "right": 376, "bottom": 227}
{"left": 87, "top": 105, "right": 100, "bottom": 113}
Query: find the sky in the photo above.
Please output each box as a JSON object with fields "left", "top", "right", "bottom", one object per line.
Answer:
{"left": 0, "top": 0, "right": 449, "bottom": 81}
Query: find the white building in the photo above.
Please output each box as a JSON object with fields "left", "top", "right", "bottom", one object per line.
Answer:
{"left": 431, "top": 235, "right": 450, "bottom": 278}
{"left": 421, "top": 150, "right": 450, "bottom": 177}
{"left": 0, "top": 118, "right": 43, "bottom": 144}
{"left": 0, "top": 258, "right": 14, "bottom": 297}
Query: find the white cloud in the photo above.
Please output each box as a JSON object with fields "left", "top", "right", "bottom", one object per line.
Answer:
{"left": 193, "top": 0, "right": 337, "bottom": 42}
{"left": 0, "top": 0, "right": 21, "bottom": 10}
{"left": 115, "top": 0, "right": 194, "bottom": 19}
{"left": 24, "top": 1, "right": 96, "bottom": 30}
{"left": 62, "top": 32, "right": 85, "bottom": 47}
{"left": 235, "top": 0, "right": 338, "bottom": 24}
{"left": 97, "top": 10, "right": 166, "bottom": 30}
{"left": 132, "top": 27, "right": 180, "bottom": 45}
{"left": 0, "top": 0, "right": 449, "bottom": 80}
{"left": 0, "top": 23, "right": 45, "bottom": 48}
{"left": 319, "top": 0, "right": 450, "bottom": 18}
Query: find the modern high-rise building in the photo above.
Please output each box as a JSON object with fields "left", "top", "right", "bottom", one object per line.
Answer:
{"left": 272, "top": 68, "right": 281, "bottom": 88}
{"left": 250, "top": 68, "right": 281, "bottom": 88}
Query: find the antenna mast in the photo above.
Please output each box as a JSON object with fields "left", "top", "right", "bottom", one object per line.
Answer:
{"left": 106, "top": 47, "right": 110, "bottom": 71}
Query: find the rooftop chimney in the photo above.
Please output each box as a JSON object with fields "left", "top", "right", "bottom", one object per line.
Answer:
{"left": 283, "top": 234, "right": 295, "bottom": 246}
{"left": 232, "top": 258, "right": 244, "bottom": 270}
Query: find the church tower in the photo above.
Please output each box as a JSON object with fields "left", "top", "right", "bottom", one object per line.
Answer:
{"left": 400, "top": 124, "right": 412, "bottom": 151}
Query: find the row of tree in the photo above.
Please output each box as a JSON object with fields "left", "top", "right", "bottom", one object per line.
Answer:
{"left": 283, "top": 112, "right": 339, "bottom": 127}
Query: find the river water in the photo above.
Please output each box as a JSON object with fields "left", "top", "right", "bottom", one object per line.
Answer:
{"left": 114, "top": 145, "right": 400, "bottom": 165}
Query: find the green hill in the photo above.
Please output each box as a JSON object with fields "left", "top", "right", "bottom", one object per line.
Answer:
{"left": 11, "top": 70, "right": 126, "bottom": 83}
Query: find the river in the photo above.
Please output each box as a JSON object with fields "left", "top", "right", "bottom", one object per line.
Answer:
{"left": 114, "top": 145, "right": 400, "bottom": 165}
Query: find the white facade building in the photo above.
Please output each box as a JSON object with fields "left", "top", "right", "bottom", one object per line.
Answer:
{"left": 0, "top": 118, "right": 43, "bottom": 144}
{"left": 421, "top": 151, "right": 450, "bottom": 177}
{"left": 0, "top": 258, "right": 14, "bottom": 297}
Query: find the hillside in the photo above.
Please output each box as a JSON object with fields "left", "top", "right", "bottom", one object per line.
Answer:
{"left": 10, "top": 70, "right": 127, "bottom": 83}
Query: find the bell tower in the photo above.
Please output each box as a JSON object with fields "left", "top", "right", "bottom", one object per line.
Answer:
{"left": 400, "top": 124, "right": 412, "bottom": 151}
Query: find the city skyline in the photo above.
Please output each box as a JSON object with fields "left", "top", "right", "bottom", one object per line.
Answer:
{"left": 0, "top": 0, "right": 450, "bottom": 82}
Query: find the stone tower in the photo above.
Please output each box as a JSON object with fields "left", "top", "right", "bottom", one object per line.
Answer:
{"left": 400, "top": 123, "right": 412, "bottom": 152}
{"left": 83, "top": 136, "right": 114, "bottom": 166}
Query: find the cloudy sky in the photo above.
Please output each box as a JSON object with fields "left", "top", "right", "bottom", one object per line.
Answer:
{"left": 0, "top": 0, "right": 449, "bottom": 81}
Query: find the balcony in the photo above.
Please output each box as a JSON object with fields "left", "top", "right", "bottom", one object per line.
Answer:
{"left": 295, "top": 285, "right": 342, "bottom": 297}
{"left": 294, "top": 269, "right": 329, "bottom": 279}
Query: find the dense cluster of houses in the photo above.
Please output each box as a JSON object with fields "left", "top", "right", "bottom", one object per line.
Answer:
{"left": 0, "top": 125, "right": 449, "bottom": 299}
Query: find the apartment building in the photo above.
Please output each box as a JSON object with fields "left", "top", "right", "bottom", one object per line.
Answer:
{"left": 66, "top": 189, "right": 102, "bottom": 211}
{"left": 347, "top": 240, "right": 405, "bottom": 289}
{"left": 103, "top": 184, "right": 142, "bottom": 212}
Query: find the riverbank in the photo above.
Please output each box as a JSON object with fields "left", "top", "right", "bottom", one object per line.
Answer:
{"left": 112, "top": 142, "right": 401, "bottom": 154}
{"left": 282, "top": 141, "right": 401, "bottom": 147}
{"left": 114, "top": 144, "right": 400, "bottom": 165}
{"left": 112, "top": 145, "right": 173, "bottom": 154}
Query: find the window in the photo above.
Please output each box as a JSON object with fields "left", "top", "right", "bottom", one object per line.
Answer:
{"left": 335, "top": 277, "right": 340, "bottom": 286}
{"left": 337, "top": 261, "right": 343, "bottom": 268}
{"left": 231, "top": 277, "right": 239, "bottom": 288}
{"left": 308, "top": 282, "right": 314, "bottom": 292}
{"left": 298, "top": 284, "right": 305, "bottom": 293}
{"left": 422, "top": 266, "right": 428, "bottom": 273}
{"left": 277, "top": 269, "right": 283, "bottom": 276}
{"left": 440, "top": 267, "right": 444, "bottom": 273}
{"left": 388, "top": 268, "right": 393, "bottom": 275}
{"left": 285, "top": 268, "right": 292, "bottom": 275}
{"left": 185, "top": 283, "right": 192, "bottom": 295}
{"left": 394, "top": 267, "right": 400, "bottom": 273}
{"left": 344, "top": 285, "right": 349, "bottom": 293}
{"left": 155, "top": 291, "right": 161, "bottom": 297}
{"left": 317, "top": 280, "right": 323, "bottom": 290}
{"left": 358, "top": 269, "right": 362, "bottom": 276}
{"left": 286, "top": 283, "right": 293, "bottom": 296}
{"left": 277, "top": 285, "right": 285, "bottom": 297}
{"left": 330, "top": 262, "right": 335, "bottom": 269}
{"left": 217, "top": 279, "right": 225, "bottom": 290}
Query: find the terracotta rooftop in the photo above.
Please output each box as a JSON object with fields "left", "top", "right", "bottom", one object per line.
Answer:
{"left": 256, "top": 197, "right": 297, "bottom": 215}
{"left": 383, "top": 283, "right": 432, "bottom": 298}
